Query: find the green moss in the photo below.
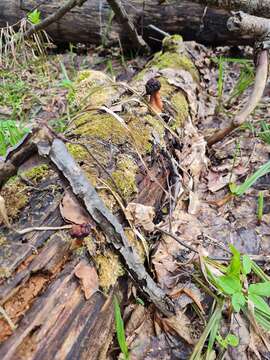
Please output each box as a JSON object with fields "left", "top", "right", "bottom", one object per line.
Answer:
{"left": 66, "top": 143, "right": 89, "bottom": 161}
{"left": 111, "top": 156, "right": 138, "bottom": 200}
{"left": 171, "top": 92, "right": 189, "bottom": 128}
{"left": 0, "top": 267, "right": 11, "bottom": 279}
{"left": 73, "top": 70, "right": 117, "bottom": 107}
{"left": 162, "top": 34, "right": 183, "bottom": 52}
{"left": 22, "top": 164, "right": 49, "bottom": 184}
{"left": 148, "top": 52, "right": 198, "bottom": 82}
{"left": 95, "top": 250, "right": 125, "bottom": 292}
{"left": 1, "top": 178, "right": 28, "bottom": 220}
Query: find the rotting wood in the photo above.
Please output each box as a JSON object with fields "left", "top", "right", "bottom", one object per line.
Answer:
{"left": 39, "top": 138, "right": 175, "bottom": 317}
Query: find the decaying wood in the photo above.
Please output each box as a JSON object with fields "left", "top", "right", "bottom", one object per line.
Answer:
{"left": 40, "top": 138, "right": 175, "bottom": 317}
{"left": 0, "top": 0, "right": 263, "bottom": 47}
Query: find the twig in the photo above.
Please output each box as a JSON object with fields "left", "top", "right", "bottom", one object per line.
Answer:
{"left": 24, "top": 0, "right": 87, "bottom": 38}
{"left": 106, "top": 0, "right": 150, "bottom": 51}
{"left": 155, "top": 226, "right": 199, "bottom": 254}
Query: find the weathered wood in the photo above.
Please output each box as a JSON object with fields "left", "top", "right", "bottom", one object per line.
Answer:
{"left": 0, "top": 35, "right": 204, "bottom": 358}
{"left": 0, "top": 0, "right": 258, "bottom": 47}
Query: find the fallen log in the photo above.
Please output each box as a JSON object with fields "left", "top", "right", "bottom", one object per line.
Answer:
{"left": 0, "top": 0, "right": 261, "bottom": 47}
{"left": 0, "top": 34, "right": 205, "bottom": 358}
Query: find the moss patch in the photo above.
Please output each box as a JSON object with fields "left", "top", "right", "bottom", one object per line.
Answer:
{"left": 171, "top": 92, "right": 189, "bottom": 129}
{"left": 66, "top": 143, "right": 89, "bottom": 162}
{"left": 73, "top": 70, "right": 117, "bottom": 107}
{"left": 0, "top": 178, "right": 28, "bottom": 221}
{"left": 111, "top": 155, "right": 138, "bottom": 200}
{"left": 21, "top": 164, "right": 49, "bottom": 184}
{"left": 95, "top": 250, "right": 124, "bottom": 292}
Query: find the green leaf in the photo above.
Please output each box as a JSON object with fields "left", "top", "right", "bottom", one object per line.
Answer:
{"left": 225, "top": 334, "right": 239, "bottom": 347}
{"left": 248, "top": 293, "right": 270, "bottom": 316}
{"left": 242, "top": 255, "right": 252, "bottom": 275}
{"left": 232, "top": 292, "right": 246, "bottom": 312}
{"left": 27, "top": 9, "right": 41, "bottom": 25}
{"left": 227, "top": 245, "right": 241, "bottom": 277}
{"left": 249, "top": 282, "right": 270, "bottom": 297}
{"left": 113, "top": 296, "right": 129, "bottom": 359}
{"left": 216, "top": 275, "right": 242, "bottom": 295}
{"left": 229, "top": 160, "right": 270, "bottom": 196}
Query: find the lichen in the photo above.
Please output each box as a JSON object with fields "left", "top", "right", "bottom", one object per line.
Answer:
{"left": 171, "top": 91, "right": 189, "bottom": 129}
{"left": 0, "top": 177, "right": 28, "bottom": 220}
{"left": 111, "top": 155, "right": 138, "bottom": 200}
{"left": 95, "top": 250, "right": 125, "bottom": 292}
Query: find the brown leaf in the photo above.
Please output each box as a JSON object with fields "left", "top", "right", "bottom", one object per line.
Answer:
{"left": 74, "top": 261, "right": 99, "bottom": 300}
{"left": 125, "top": 203, "right": 155, "bottom": 232}
{"left": 60, "top": 190, "right": 93, "bottom": 225}
{"left": 159, "top": 310, "right": 195, "bottom": 345}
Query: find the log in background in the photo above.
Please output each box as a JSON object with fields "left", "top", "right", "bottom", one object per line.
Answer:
{"left": 0, "top": 0, "right": 257, "bottom": 47}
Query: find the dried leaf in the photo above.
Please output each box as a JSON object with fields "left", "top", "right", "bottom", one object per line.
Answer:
{"left": 125, "top": 203, "right": 155, "bottom": 232}
{"left": 60, "top": 190, "right": 93, "bottom": 225}
{"left": 161, "top": 310, "right": 195, "bottom": 345}
{"left": 74, "top": 261, "right": 99, "bottom": 300}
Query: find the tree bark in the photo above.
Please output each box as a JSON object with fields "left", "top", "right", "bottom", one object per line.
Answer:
{"left": 0, "top": 0, "right": 261, "bottom": 47}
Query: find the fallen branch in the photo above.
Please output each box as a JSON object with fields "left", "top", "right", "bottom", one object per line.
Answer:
{"left": 24, "top": 0, "right": 87, "bottom": 38}
{"left": 106, "top": 0, "right": 150, "bottom": 51}
{"left": 207, "top": 11, "right": 270, "bottom": 146}
{"left": 38, "top": 137, "right": 175, "bottom": 317}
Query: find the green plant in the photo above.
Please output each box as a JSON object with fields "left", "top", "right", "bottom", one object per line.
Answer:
{"left": 114, "top": 296, "right": 129, "bottom": 360}
{"left": 27, "top": 9, "right": 42, "bottom": 25}
{"left": 229, "top": 160, "right": 270, "bottom": 196}
{"left": 258, "top": 121, "right": 270, "bottom": 144}
{"left": 0, "top": 120, "right": 29, "bottom": 156}
{"left": 192, "top": 247, "right": 270, "bottom": 358}
{"left": 257, "top": 191, "right": 264, "bottom": 223}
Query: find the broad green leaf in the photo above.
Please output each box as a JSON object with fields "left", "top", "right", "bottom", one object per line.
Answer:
{"left": 232, "top": 292, "right": 246, "bottom": 312}
{"left": 242, "top": 255, "right": 252, "bottom": 275}
{"left": 227, "top": 245, "right": 241, "bottom": 277}
{"left": 216, "top": 275, "right": 242, "bottom": 295}
{"left": 249, "top": 282, "right": 270, "bottom": 297}
{"left": 225, "top": 334, "right": 239, "bottom": 347}
{"left": 248, "top": 293, "right": 270, "bottom": 316}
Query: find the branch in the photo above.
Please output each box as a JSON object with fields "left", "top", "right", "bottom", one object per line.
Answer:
{"left": 207, "top": 12, "right": 269, "bottom": 146}
{"left": 106, "top": 0, "right": 150, "bottom": 51}
{"left": 24, "top": 0, "right": 87, "bottom": 38}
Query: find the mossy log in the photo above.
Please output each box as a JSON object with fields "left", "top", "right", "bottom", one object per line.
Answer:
{"left": 0, "top": 0, "right": 258, "bottom": 47}
{"left": 0, "top": 35, "right": 203, "bottom": 359}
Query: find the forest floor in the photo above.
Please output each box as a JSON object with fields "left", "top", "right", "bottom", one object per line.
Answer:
{"left": 0, "top": 35, "right": 270, "bottom": 360}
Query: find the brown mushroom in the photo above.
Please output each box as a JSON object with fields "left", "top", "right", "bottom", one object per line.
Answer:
{"left": 145, "top": 78, "right": 163, "bottom": 113}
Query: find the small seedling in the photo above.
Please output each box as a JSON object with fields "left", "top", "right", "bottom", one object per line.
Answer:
{"left": 114, "top": 296, "right": 129, "bottom": 360}
{"left": 27, "top": 9, "right": 42, "bottom": 25}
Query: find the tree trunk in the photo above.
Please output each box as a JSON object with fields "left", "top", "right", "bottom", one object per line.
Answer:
{"left": 0, "top": 0, "right": 258, "bottom": 47}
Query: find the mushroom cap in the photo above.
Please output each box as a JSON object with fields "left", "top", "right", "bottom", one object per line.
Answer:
{"left": 145, "top": 78, "right": 161, "bottom": 95}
